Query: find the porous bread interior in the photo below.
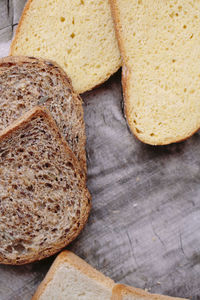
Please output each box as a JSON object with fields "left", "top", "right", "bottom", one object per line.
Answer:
{"left": 38, "top": 263, "right": 113, "bottom": 300}
{"left": 112, "top": 0, "right": 200, "bottom": 145}
{"left": 11, "top": 0, "right": 121, "bottom": 94}
{"left": 0, "top": 109, "right": 90, "bottom": 264}
{"left": 0, "top": 57, "right": 86, "bottom": 171}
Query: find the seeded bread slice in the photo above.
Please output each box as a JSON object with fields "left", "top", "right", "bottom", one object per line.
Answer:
{"left": 10, "top": 0, "right": 121, "bottom": 94}
{"left": 0, "top": 56, "right": 86, "bottom": 172}
{"left": 32, "top": 250, "right": 115, "bottom": 300}
{"left": 0, "top": 107, "right": 91, "bottom": 265}
{"left": 111, "top": 284, "right": 187, "bottom": 300}
{"left": 110, "top": 0, "right": 200, "bottom": 145}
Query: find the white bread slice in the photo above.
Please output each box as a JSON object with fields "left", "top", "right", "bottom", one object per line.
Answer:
{"left": 10, "top": 0, "right": 121, "bottom": 94}
{"left": 111, "top": 284, "right": 187, "bottom": 300}
{"left": 0, "top": 107, "right": 91, "bottom": 265}
{"left": 32, "top": 250, "right": 115, "bottom": 300}
{"left": 110, "top": 0, "right": 200, "bottom": 145}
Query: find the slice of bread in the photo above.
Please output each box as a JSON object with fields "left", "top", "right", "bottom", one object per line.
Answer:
{"left": 0, "top": 107, "right": 91, "bottom": 265}
{"left": 110, "top": 0, "right": 200, "bottom": 145}
{"left": 111, "top": 284, "right": 187, "bottom": 300}
{"left": 32, "top": 250, "right": 115, "bottom": 300}
{"left": 0, "top": 56, "right": 86, "bottom": 172}
{"left": 10, "top": 0, "right": 121, "bottom": 94}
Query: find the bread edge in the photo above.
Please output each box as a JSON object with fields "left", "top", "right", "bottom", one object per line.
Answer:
{"left": 0, "top": 107, "right": 91, "bottom": 265}
{"left": 109, "top": 0, "right": 200, "bottom": 146}
{"left": 111, "top": 284, "right": 187, "bottom": 300}
{"left": 10, "top": 0, "right": 34, "bottom": 56}
{"left": 32, "top": 250, "right": 115, "bottom": 300}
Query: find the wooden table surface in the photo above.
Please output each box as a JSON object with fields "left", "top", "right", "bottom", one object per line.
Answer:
{"left": 0, "top": 1, "right": 200, "bottom": 299}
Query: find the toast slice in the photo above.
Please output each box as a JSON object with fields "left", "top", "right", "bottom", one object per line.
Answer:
{"left": 111, "top": 284, "right": 187, "bottom": 300}
{"left": 110, "top": 0, "right": 200, "bottom": 145}
{"left": 0, "top": 107, "right": 91, "bottom": 265}
{"left": 32, "top": 250, "right": 115, "bottom": 300}
{"left": 10, "top": 0, "right": 121, "bottom": 94}
{"left": 0, "top": 56, "right": 86, "bottom": 172}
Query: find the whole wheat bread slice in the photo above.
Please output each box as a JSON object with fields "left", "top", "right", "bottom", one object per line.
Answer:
{"left": 0, "top": 107, "right": 91, "bottom": 265}
{"left": 111, "top": 284, "right": 187, "bottom": 300}
{"left": 0, "top": 56, "right": 86, "bottom": 172}
{"left": 10, "top": 0, "right": 121, "bottom": 94}
{"left": 110, "top": 0, "right": 200, "bottom": 145}
{"left": 32, "top": 250, "right": 115, "bottom": 300}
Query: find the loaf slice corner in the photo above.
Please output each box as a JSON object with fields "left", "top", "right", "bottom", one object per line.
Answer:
{"left": 32, "top": 250, "right": 114, "bottom": 300}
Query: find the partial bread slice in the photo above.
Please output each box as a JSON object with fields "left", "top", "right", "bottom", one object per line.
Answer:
{"left": 0, "top": 56, "right": 86, "bottom": 172}
{"left": 10, "top": 0, "right": 121, "bottom": 94}
{"left": 32, "top": 250, "right": 115, "bottom": 300}
{"left": 0, "top": 107, "right": 91, "bottom": 265}
{"left": 110, "top": 0, "right": 200, "bottom": 145}
{"left": 111, "top": 284, "right": 187, "bottom": 300}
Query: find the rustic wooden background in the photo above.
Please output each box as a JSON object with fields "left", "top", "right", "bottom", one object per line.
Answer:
{"left": 0, "top": 1, "right": 200, "bottom": 299}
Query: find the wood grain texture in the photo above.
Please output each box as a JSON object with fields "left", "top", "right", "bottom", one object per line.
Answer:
{"left": 0, "top": 1, "right": 200, "bottom": 299}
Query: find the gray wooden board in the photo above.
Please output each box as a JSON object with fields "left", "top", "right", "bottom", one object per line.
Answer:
{"left": 0, "top": 1, "right": 200, "bottom": 299}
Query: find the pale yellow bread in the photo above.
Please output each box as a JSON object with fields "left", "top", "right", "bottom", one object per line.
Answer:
{"left": 10, "top": 0, "right": 121, "bottom": 94}
{"left": 110, "top": 0, "right": 200, "bottom": 145}
{"left": 111, "top": 284, "right": 187, "bottom": 300}
{"left": 32, "top": 250, "right": 115, "bottom": 300}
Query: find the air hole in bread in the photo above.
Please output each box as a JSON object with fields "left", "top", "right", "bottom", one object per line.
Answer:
{"left": 45, "top": 183, "right": 53, "bottom": 188}
{"left": 135, "top": 128, "right": 142, "bottom": 134}
{"left": 13, "top": 243, "right": 25, "bottom": 253}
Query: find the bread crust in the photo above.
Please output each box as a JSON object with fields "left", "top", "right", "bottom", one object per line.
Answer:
{"left": 0, "top": 107, "right": 91, "bottom": 265}
{"left": 111, "top": 284, "right": 187, "bottom": 300}
{"left": 109, "top": 0, "right": 200, "bottom": 146}
{"left": 0, "top": 55, "right": 87, "bottom": 172}
{"left": 32, "top": 250, "right": 114, "bottom": 299}
{"left": 10, "top": 0, "right": 34, "bottom": 56}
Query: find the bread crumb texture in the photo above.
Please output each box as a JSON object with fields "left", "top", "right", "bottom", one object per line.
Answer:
{"left": 0, "top": 110, "right": 90, "bottom": 264}
{"left": 113, "top": 0, "right": 200, "bottom": 144}
{"left": 0, "top": 57, "right": 86, "bottom": 171}
{"left": 11, "top": 0, "right": 121, "bottom": 93}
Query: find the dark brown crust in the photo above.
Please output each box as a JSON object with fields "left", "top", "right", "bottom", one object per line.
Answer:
{"left": 10, "top": 0, "right": 121, "bottom": 94}
{"left": 0, "top": 55, "right": 87, "bottom": 172}
{"left": 32, "top": 250, "right": 114, "bottom": 300}
{"left": 0, "top": 107, "right": 91, "bottom": 265}
{"left": 109, "top": 0, "right": 200, "bottom": 146}
{"left": 111, "top": 284, "right": 187, "bottom": 300}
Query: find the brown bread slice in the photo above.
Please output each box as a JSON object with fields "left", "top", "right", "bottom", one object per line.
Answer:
{"left": 0, "top": 56, "right": 86, "bottom": 172}
{"left": 0, "top": 107, "right": 91, "bottom": 265}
